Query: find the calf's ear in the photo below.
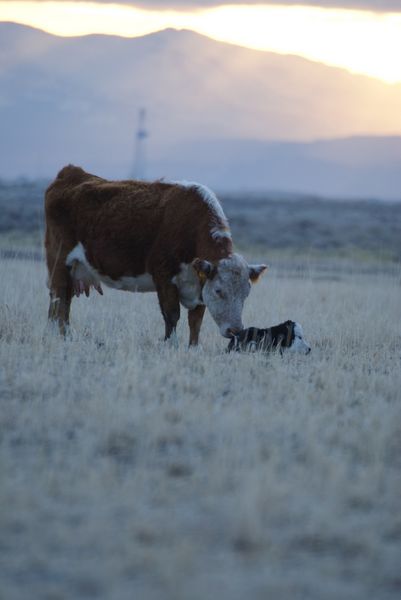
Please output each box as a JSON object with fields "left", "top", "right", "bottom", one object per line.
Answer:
{"left": 192, "top": 258, "right": 217, "bottom": 281}
{"left": 286, "top": 322, "right": 294, "bottom": 346}
{"left": 249, "top": 264, "right": 268, "bottom": 283}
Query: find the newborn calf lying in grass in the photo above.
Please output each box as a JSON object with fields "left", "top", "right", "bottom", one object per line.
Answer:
{"left": 227, "top": 320, "right": 311, "bottom": 354}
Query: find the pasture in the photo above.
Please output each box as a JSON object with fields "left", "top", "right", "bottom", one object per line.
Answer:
{"left": 1, "top": 252, "right": 400, "bottom": 599}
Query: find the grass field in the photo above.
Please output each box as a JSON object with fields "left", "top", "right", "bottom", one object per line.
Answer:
{"left": 1, "top": 252, "right": 400, "bottom": 600}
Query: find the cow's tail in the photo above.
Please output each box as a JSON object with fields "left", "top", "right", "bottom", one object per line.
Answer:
{"left": 45, "top": 165, "right": 91, "bottom": 213}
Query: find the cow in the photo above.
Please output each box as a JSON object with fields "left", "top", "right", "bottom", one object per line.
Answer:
{"left": 44, "top": 165, "right": 267, "bottom": 345}
{"left": 226, "top": 321, "right": 311, "bottom": 354}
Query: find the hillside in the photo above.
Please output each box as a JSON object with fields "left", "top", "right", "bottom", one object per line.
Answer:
{"left": 1, "top": 22, "right": 401, "bottom": 193}
{"left": 0, "top": 23, "right": 401, "bottom": 198}
{"left": 153, "top": 136, "right": 401, "bottom": 198}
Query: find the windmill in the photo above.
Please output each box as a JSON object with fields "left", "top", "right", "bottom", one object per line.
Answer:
{"left": 132, "top": 108, "right": 148, "bottom": 180}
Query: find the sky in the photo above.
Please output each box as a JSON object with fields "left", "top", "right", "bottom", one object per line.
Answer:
{"left": 1, "top": 1, "right": 401, "bottom": 83}
{"left": 6, "top": 1, "right": 401, "bottom": 8}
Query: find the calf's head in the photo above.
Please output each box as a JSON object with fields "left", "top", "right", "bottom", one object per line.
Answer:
{"left": 283, "top": 321, "right": 311, "bottom": 354}
{"left": 192, "top": 254, "right": 267, "bottom": 337}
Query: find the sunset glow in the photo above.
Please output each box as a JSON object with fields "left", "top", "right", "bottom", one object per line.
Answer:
{"left": 1, "top": 1, "right": 401, "bottom": 83}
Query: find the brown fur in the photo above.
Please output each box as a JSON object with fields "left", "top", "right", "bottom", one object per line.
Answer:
{"left": 45, "top": 165, "right": 233, "bottom": 342}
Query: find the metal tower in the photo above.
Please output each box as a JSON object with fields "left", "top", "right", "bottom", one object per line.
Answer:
{"left": 132, "top": 108, "right": 148, "bottom": 180}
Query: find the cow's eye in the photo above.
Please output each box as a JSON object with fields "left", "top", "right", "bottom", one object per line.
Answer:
{"left": 215, "top": 288, "right": 224, "bottom": 298}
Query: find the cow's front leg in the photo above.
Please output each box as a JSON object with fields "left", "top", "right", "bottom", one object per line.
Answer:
{"left": 156, "top": 282, "right": 180, "bottom": 341}
{"left": 188, "top": 304, "right": 206, "bottom": 346}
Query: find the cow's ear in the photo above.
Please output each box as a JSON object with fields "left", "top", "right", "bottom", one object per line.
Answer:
{"left": 249, "top": 264, "right": 268, "bottom": 283}
{"left": 192, "top": 258, "right": 216, "bottom": 281}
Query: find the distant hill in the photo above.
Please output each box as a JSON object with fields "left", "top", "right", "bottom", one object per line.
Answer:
{"left": 153, "top": 136, "right": 401, "bottom": 199}
{"left": 1, "top": 23, "right": 401, "bottom": 198}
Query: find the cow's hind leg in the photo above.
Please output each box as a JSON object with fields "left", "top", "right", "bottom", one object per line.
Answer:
{"left": 47, "top": 263, "right": 73, "bottom": 336}
{"left": 188, "top": 304, "right": 206, "bottom": 346}
{"left": 156, "top": 282, "right": 180, "bottom": 341}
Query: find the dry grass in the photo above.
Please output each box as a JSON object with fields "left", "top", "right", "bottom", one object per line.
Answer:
{"left": 1, "top": 256, "right": 401, "bottom": 600}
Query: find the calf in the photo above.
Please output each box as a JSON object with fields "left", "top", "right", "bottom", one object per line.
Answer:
{"left": 227, "top": 321, "right": 311, "bottom": 354}
{"left": 45, "top": 165, "right": 267, "bottom": 344}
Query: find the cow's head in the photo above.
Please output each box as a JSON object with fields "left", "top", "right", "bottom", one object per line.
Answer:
{"left": 192, "top": 254, "right": 267, "bottom": 338}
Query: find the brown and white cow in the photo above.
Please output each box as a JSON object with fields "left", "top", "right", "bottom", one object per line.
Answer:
{"left": 45, "top": 165, "right": 266, "bottom": 344}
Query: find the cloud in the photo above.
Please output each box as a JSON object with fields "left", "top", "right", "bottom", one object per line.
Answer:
{"left": 20, "top": 1, "right": 401, "bottom": 12}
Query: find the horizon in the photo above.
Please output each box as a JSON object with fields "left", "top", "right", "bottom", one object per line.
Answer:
{"left": 1, "top": 1, "right": 401, "bottom": 83}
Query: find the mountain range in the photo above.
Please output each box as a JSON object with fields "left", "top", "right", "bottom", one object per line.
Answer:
{"left": 1, "top": 22, "right": 401, "bottom": 198}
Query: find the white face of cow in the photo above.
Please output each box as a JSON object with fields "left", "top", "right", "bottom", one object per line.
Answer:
{"left": 193, "top": 254, "right": 267, "bottom": 338}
